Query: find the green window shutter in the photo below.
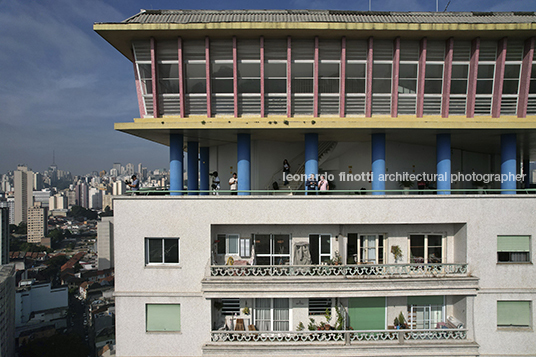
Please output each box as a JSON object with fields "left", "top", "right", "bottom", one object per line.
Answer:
{"left": 407, "top": 296, "right": 444, "bottom": 306}
{"left": 497, "top": 301, "right": 531, "bottom": 327}
{"left": 497, "top": 236, "right": 530, "bottom": 252}
{"left": 348, "top": 297, "right": 385, "bottom": 330}
{"left": 146, "top": 304, "right": 181, "bottom": 331}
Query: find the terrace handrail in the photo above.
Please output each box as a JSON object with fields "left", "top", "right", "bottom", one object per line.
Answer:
{"left": 128, "top": 188, "right": 536, "bottom": 195}
{"left": 210, "top": 328, "right": 468, "bottom": 344}
{"left": 210, "top": 263, "right": 469, "bottom": 278}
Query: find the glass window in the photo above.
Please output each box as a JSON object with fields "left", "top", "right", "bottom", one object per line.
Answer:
{"left": 227, "top": 234, "right": 239, "bottom": 255}
{"left": 347, "top": 234, "right": 384, "bottom": 264}
{"left": 255, "top": 298, "right": 289, "bottom": 331}
{"left": 346, "top": 63, "right": 366, "bottom": 93}
{"left": 399, "top": 63, "right": 417, "bottom": 94}
{"left": 146, "top": 238, "right": 179, "bottom": 264}
{"left": 319, "top": 62, "right": 339, "bottom": 94}
{"left": 451, "top": 64, "right": 469, "bottom": 95}
{"left": 309, "top": 234, "right": 331, "bottom": 264}
{"left": 497, "top": 301, "right": 531, "bottom": 327}
{"left": 407, "top": 296, "right": 444, "bottom": 329}
{"left": 503, "top": 64, "right": 521, "bottom": 95}
{"left": 409, "top": 234, "right": 443, "bottom": 263}
{"left": 146, "top": 304, "right": 180, "bottom": 332}
{"left": 372, "top": 64, "right": 392, "bottom": 93}
{"left": 240, "top": 238, "right": 251, "bottom": 258}
{"left": 497, "top": 235, "right": 530, "bottom": 263}
{"left": 254, "top": 234, "right": 291, "bottom": 265}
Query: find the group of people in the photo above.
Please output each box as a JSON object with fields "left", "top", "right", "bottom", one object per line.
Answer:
{"left": 211, "top": 171, "right": 238, "bottom": 195}
{"left": 209, "top": 159, "right": 330, "bottom": 194}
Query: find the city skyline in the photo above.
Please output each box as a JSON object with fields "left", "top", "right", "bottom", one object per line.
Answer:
{"left": 1, "top": 0, "right": 534, "bottom": 175}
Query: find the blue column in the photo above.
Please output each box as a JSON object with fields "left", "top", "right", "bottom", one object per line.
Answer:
{"left": 237, "top": 134, "right": 250, "bottom": 195}
{"left": 200, "top": 147, "right": 210, "bottom": 195}
{"left": 305, "top": 133, "right": 319, "bottom": 195}
{"left": 437, "top": 134, "right": 451, "bottom": 195}
{"left": 187, "top": 141, "right": 199, "bottom": 195}
{"left": 371, "top": 133, "right": 385, "bottom": 195}
{"left": 501, "top": 134, "right": 517, "bottom": 194}
{"left": 169, "top": 134, "right": 183, "bottom": 196}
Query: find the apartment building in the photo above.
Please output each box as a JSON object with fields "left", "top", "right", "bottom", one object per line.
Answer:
{"left": 95, "top": 10, "right": 536, "bottom": 357}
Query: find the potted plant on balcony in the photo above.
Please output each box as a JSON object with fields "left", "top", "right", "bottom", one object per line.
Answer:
{"left": 391, "top": 245, "right": 403, "bottom": 263}
{"left": 398, "top": 180, "right": 414, "bottom": 195}
{"left": 394, "top": 312, "right": 407, "bottom": 329}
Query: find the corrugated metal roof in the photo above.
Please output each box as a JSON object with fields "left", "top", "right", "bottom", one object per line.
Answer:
{"left": 119, "top": 9, "right": 536, "bottom": 24}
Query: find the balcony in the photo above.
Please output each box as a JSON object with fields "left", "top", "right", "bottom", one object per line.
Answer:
{"left": 210, "top": 263, "right": 468, "bottom": 278}
{"left": 204, "top": 329, "right": 478, "bottom": 356}
{"left": 210, "top": 328, "right": 468, "bottom": 343}
{"left": 202, "top": 263, "right": 478, "bottom": 298}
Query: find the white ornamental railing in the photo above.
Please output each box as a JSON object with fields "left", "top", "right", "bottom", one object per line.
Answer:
{"left": 210, "top": 263, "right": 468, "bottom": 278}
{"left": 210, "top": 329, "right": 467, "bottom": 343}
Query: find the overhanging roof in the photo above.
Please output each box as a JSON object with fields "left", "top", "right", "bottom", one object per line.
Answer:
{"left": 94, "top": 10, "right": 536, "bottom": 61}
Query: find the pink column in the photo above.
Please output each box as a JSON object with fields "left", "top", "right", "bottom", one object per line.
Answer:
{"left": 313, "top": 36, "right": 319, "bottom": 118}
{"left": 340, "top": 37, "right": 346, "bottom": 118}
{"left": 492, "top": 37, "right": 507, "bottom": 118}
{"left": 366, "top": 37, "right": 373, "bottom": 118}
{"left": 233, "top": 36, "right": 238, "bottom": 118}
{"left": 466, "top": 38, "right": 480, "bottom": 118}
{"left": 150, "top": 37, "right": 159, "bottom": 118}
{"left": 416, "top": 37, "right": 427, "bottom": 118}
{"left": 133, "top": 61, "right": 145, "bottom": 118}
{"left": 260, "top": 36, "right": 265, "bottom": 118}
{"left": 391, "top": 37, "right": 400, "bottom": 117}
{"left": 441, "top": 38, "right": 454, "bottom": 118}
{"left": 518, "top": 37, "right": 535, "bottom": 118}
{"left": 287, "top": 36, "right": 292, "bottom": 118}
{"left": 178, "top": 37, "right": 185, "bottom": 118}
{"left": 205, "top": 36, "right": 212, "bottom": 118}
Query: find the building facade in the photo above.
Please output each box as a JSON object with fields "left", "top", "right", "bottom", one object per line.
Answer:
{"left": 0, "top": 208, "right": 9, "bottom": 266}
{"left": 0, "top": 265, "right": 15, "bottom": 357}
{"left": 95, "top": 10, "right": 536, "bottom": 357}
{"left": 14, "top": 165, "right": 34, "bottom": 225}
{"left": 27, "top": 202, "right": 48, "bottom": 244}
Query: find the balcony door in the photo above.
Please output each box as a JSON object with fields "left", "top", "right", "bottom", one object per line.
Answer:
{"left": 254, "top": 298, "right": 289, "bottom": 331}
{"left": 409, "top": 234, "right": 444, "bottom": 263}
{"left": 407, "top": 296, "right": 444, "bottom": 329}
{"left": 347, "top": 234, "right": 385, "bottom": 264}
{"left": 309, "top": 234, "right": 331, "bottom": 264}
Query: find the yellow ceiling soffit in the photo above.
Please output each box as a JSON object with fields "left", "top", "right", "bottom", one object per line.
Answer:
{"left": 114, "top": 115, "right": 536, "bottom": 130}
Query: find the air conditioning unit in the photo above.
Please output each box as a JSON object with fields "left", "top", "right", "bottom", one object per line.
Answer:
{"left": 447, "top": 315, "right": 464, "bottom": 328}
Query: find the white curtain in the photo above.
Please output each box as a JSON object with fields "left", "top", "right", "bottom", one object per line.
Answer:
{"left": 273, "top": 298, "right": 290, "bottom": 331}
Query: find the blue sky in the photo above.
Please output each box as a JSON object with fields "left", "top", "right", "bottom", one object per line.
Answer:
{"left": 0, "top": 0, "right": 534, "bottom": 175}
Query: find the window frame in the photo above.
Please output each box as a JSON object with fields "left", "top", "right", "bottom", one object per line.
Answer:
{"left": 145, "top": 237, "right": 180, "bottom": 265}
{"left": 254, "top": 298, "right": 290, "bottom": 331}
{"left": 408, "top": 233, "right": 445, "bottom": 264}
{"left": 497, "top": 235, "right": 531, "bottom": 264}
{"left": 347, "top": 233, "right": 385, "bottom": 264}
{"left": 309, "top": 233, "right": 332, "bottom": 264}
{"left": 146, "top": 303, "right": 181, "bottom": 332}
{"left": 497, "top": 300, "right": 532, "bottom": 329}
{"left": 254, "top": 234, "right": 291, "bottom": 265}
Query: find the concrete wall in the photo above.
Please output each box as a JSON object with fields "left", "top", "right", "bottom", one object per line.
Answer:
{"left": 113, "top": 195, "right": 536, "bottom": 357}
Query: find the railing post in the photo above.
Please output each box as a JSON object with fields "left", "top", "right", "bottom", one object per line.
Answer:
{"left": 345, "top": 330, "right": 350, "bottom": 345}
{"left": 398, "top": 330, "right": 404, "bottom": 344}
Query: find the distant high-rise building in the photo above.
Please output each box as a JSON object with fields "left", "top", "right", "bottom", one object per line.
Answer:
{"left": 6, "top": 198, "right": 14, "bottom": 225}
{"left": 14, "top": 165, "right": 34, "bottom": 225}
{"left": 0, "top": 207, "right": 9, "bottom": 265}
{"left": 97, "top": 217, "right": 114, "bottom": 270}
{"left": 113, "top": 163, "right": 121, "bottom": 175}
{"left": 49, "top": 193, "right": 67, "bottom": 210}
{"left": 112, "top": 181, "right": 126, "bottom": 196}
{"left": 33, "top": 189, "right": 51, "bottom": 208}
{"left": 75, "top": 182, "right": 89, "bottom": 208}
{"left": 137, "top": 163, "right": 143, "bottom": 177}
{"left": 126, "top": 163, "right": 135, "bottom": 176}
{"left": 0, "top": 265, "right": 15, "bottom": 357}
{"left": 110, "top": 168, "right": 119, "bottom": 177}
{"left": 89, "top": 187, "right": 103, "bottom": 210}
{"left": 66, "top": 190, "right": 76, "bottom": 208}
{"left": 33, "top": 172, "right": 43, "bottom": 191}
{"left": 27, "top": 202, "right": 47, "bottom": 244}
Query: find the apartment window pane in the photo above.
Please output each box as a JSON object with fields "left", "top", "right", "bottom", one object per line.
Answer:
{"left": 164, "top": 239, "right": 179, "bottom": 263}
{"left": 146, "top": 238, "right": 179, "bottom": 264}
{"left": 240, "top": 238, "right": 251, "bottom": 258}
{"left": 148, "top": 239, "right": 162, "bottom": 263}
{"left": 410, "top": 235, "right": 425, "bottom": 263}
{"left": 227, "top": 234, "right": 239, "bottom": 255}
{"left": 497, "top": 301, "right": 531, "bottom": 327}
{"left": 146, "top": 304, "right": 180, "bottom": 332}
{"left": 497, "top": 235, "right": 530, "bottom": 263}
{"left": 346, "top": 63, "right": 366, "bottom": 93}
{"left": 373, "top": 64, "right": 392, "bottom": 93}
{"left": 503, "top": 64, "right": 521, "bottom": 95}
{"left": 254, "top": 234, "right": 270, "bottom": 255}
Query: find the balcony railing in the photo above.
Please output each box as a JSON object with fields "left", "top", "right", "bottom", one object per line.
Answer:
{"left": 210, "top": 263, "right": 468, "bottom": 278}
{"left": 128, "top": 188, "right": 536, "bottom": 196}
{"left": 210, "top": 329, "right": 468, "bottom": 343}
